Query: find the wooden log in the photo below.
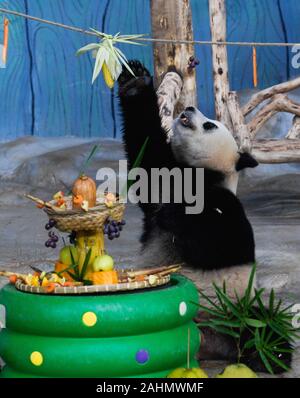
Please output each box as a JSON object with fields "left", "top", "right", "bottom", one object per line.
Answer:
{"left": 156, "top": 71, "right": 183, "bottom": 140}
{"left": 252, "top": 139, "right": 300, "bottom": 163}
{"left": 286, "top": 115, "right": 300, "bottom": 139}
{"left": 209, "top": 0, "right": 232, "bottom": 130}
{"left": 248, "top": 94, "right": 300, "bottom": 137}
{"left": 242, "top": 76, "right": 300, "bottom": 116}
{"left": 227, "top": 91, "right": 251, "bottom": 151}
{"left": 150, "top": 0, "right": 197, "bottom": 113}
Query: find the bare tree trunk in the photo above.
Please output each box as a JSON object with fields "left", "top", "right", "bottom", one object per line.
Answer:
{"left": 150, "top": 0, "right": 197, "bottom": 113}
{"left": 209, "top": 0, "right": 232, "bottom": 130}
{"left": 227, "top": 91, "right": 251, "bottom": 151}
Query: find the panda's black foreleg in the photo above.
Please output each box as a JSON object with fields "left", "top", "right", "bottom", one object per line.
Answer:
{"left": 118, "top": 60, "right": 174, "bottom": 172}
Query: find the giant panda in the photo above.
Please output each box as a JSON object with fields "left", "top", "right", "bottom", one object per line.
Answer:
{"left": 118, "top": 60, "right": 292, "bottom": 373}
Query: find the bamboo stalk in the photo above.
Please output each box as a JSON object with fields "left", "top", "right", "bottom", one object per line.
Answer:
{"left": 126, "top": 264, "right": 182, "bottom": 278}
{"left": 24, "top": 194, "right": 59, "bottom": 210}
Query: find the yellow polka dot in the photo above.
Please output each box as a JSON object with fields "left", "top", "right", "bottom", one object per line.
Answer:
{"left": 82, "top": 311, "right": 97, "bottom": 327}
{"left": 30, "top": 351, "right": 43, "bottom": 366}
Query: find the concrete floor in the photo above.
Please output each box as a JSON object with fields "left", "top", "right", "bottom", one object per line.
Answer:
{"left": 0, "top": 137, "right": 299, "bottom": 377}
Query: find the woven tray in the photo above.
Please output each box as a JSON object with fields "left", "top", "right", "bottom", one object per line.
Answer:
{"left": 15, "top": 275, "right": 170, "bottom": 295}
{"left": 44, "top": 200, "right": 125, "bottom": 232}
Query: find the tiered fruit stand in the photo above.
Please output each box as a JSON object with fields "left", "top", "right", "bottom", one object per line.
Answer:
{"left": 0, "top": 185, "right": 200, "bottom": 378}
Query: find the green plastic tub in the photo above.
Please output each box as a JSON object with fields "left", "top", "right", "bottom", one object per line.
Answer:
{"left": 0, "top": 275, "right": 200, "bottom": 378}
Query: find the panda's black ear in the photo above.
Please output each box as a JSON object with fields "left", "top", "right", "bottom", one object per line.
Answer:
{"left": 236, "top": 152, "right": 259, "bottom": 171}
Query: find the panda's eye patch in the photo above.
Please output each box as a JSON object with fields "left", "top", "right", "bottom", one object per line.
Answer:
{"left": 203, "top": 121, "right": 217, "bottom": 131}
{"left": 185, "top": 106, "right": 196, "bottom": 112}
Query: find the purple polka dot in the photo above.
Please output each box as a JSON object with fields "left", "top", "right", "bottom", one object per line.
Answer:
{"left": 136, "top": 349, "right": 149, "bottom": 364}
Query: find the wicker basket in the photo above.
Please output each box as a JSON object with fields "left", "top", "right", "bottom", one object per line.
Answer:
{"left": 15, "top": 275, "right": 171, "bottom": 295}
{"left": 44, "top": 200, "right": 125, "bottom": 232}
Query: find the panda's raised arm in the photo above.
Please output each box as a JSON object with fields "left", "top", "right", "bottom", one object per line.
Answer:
{"left": 118, "top": 61, "right": 174, "bottom": 171}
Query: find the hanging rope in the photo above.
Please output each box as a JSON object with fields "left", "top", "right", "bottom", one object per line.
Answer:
{"left": 0, "top": 7, "right": 300, "bottom": 47}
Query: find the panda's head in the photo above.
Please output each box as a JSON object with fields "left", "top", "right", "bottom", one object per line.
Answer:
{"left": 171, "top": 106, "right": 258, "bottom": 175}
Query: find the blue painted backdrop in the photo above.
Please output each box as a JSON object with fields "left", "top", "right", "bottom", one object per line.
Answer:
{"left": 0, "top": 0, "right": 299, "bottom": 140}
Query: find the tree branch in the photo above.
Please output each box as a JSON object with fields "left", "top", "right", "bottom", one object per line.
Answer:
{"left": 252, "top": 139, "right": 300, "bottom": 163}
{"left": 286, "top": 115, "right": 300, "bottom": 139}
{"left": 156, "top": 71, "right": 183, "bottom": 141}
{"left": 248, "top": 94, "right": 300, "bottom": 137}
{"left": 242, "top": 76, "right": 300, "bottom": 116}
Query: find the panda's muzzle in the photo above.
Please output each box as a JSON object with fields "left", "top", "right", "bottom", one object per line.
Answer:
{"left": 179, "top": 110, "right": 194, "bottom": 128}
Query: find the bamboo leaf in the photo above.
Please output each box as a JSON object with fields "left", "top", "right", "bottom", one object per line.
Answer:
{"left": 244, "top": 263, "right": 256, "bottom": 306}
{"left": 243, "top": 338, "right": 255, "bottom": 350}
{"left": 80, "top": 248, "right": 92, "bottom": 280}
{"left": 209, "top": 325, "right": 240, "bottom": 338}
{"left": 67, "top": 271, "right": 81, "bottom": 282}
{"left": 92, "top": 47, "right": 108, "bottom": 84}
{"left": 269, "top": 289, "right": 275, "bottom": 314}
{"left": 259, "top": 350, "right": 274, "bottom": 374}
{"left": 121, "top": 136, "right": 149, "bottom": 196}
{"left": 198, "top": 290, "right": 228, "bottom": 312}
{"left": 57, "top": 263, "right": 77, "bottom": 277}
{"left": 76, "top": 43, "right": 101, "bottom": 56}
{"left": 196, "top": 305, "right": 228, "bottom": 319}
{"left": 245, "top": 318, "right": 266, "bottom": 328}
{"left": 210, "top": 319, "right": 242, "bottom": 328}
{"left": 264, "top": 349, "right": 290, "bottom": 372}
{"left": 78, "top": 144, "right": 100, "bottom": 177}
{"left": 212, "top": 283, "right": 243, "bottom": 319}
{"left": 255, "top": 328, "right": 261, "bottom": 348}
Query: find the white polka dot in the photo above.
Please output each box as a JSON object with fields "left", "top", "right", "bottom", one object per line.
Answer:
{"left": 179, "top": 301, "right": 187, "bottom": 316}
{"left": 0, "top": 304, "right": 6, "bottom": 330}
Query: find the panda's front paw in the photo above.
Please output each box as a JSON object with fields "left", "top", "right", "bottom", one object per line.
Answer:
{"left": 118, "top": 60, "right": 152, "bottom": 97}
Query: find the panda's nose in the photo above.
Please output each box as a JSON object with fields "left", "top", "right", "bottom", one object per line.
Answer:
{"left": 185, "top": 106, "right": 196, "bottom": 112}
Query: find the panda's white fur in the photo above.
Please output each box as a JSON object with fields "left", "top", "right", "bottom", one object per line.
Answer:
{"left": 171, "top": 108, "right": 240, "bottom": 193}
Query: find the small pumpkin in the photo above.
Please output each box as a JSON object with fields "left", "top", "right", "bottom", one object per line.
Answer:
{"left": 91, "top": 270, "right": 118, "bottom": 285}
{"left": 72, "top": 175, "right": 96, "bottom": 209}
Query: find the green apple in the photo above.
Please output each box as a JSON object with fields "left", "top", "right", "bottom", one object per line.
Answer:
{"left": 59, "top": 246, "right": 79, "bottom": 266}
{"left": 93, "top": 254, "right": 114, "bottom": 272}
{"left": 216, "top": 364, "right": 257, "bottom": 378}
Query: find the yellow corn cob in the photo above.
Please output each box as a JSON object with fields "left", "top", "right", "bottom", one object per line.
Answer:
{"left": 76, "top": 230, "right": 105, "bottom": 274}
{"left": 102, "top": 62, "right": 114, "bottom": 88}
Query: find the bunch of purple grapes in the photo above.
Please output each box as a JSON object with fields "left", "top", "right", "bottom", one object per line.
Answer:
{"left": 68, "top": 231, "right": 77, "bottom": 245}
{"left": 44, "top": 219, "right": 59, "bottom": 249}
{"left": 188, "top": 56, "right": 200, "bottom": 70}
{"left": 104, "top": 219, "right": 126, "bottom": 240}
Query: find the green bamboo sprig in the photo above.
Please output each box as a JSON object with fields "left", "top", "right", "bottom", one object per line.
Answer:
{"left": 196, "top": 263, "right": 300, "bottom": 374}
{"left": 77, "top": 30, "right": 146, "bottom": 86}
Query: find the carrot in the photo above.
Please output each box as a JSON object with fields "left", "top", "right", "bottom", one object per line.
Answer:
{"left": 63, "top": 281, "right": 75, "bottom": 287}
{"left": 253, "top": 47, "right": 258, "bottom": 88}
{"left": 44, "top": 282, "right": 56, "bottom": 293}
{"left": 9, "top": 275, "right": 18, "bottom": 284}
{"left": 2, "top": 18, "right": 9, "bottom": 64}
